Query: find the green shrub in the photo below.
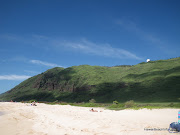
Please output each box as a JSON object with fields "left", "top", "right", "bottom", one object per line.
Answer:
{"left": 125, "top": 100, "right": 135, "bottom": 108}
{"left": 108, "top": 103, "right": 124, "bottom": 110}
{"left": 81, "top": 103, "right": 97, "bottom": 107}
{"left": 89, "top": 99, "right": 96, "bottom": 103}
{"left": 53, "top": 100, "right": 59, "bottom": 103}
{"left": 173, "top": 103, "right": 180, "bottom": 108}
{"left": 59, "top": 102, "right": 68, "bottom": 105}
{"left": 28, "top": 99, "right": 37, "bottom": 103}
{"left": 167, "top": 102, "right": 174, "bottom": 107}
{"left": 113, "top": 100, "right": 119, "bottom": 104}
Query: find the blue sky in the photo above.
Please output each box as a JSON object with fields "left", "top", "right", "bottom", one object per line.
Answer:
{"left": 0, "top": 0, "right": 180, "bottom": 94}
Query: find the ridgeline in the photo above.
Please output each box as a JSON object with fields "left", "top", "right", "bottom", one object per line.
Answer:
{"left": 0, "top": 57, "right": 180, "bottom": 103}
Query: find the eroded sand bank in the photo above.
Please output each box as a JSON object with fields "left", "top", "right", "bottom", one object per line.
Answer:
{"left": 0, "top": 102, "right": 179, "bottom": 135}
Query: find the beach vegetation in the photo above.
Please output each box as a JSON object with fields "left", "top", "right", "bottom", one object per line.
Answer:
{"left": 28, "top": 99, "right": 37, "bottom": 103}
{"left": 125, "top": 100, "right": 135, "bottom": 108}
{"left": 89, "top": 99, "right": 96, "bottom": 103}
{"left": 113, "top": 100, "right": 119, "bottom": 104}
{"left": 42, "top": 101, "right": 180, "bottom": 110}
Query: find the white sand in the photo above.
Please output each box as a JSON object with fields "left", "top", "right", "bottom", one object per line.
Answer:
{"left": 0, "top": 102, "right": 179, "bottom": 135}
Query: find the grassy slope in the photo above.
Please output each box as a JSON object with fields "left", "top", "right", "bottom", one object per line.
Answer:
{"left": 0, "top": 57, "right": 180, "bottom": 102}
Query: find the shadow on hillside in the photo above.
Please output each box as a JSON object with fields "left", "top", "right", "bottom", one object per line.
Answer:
{"left": 13, "top": 92, "right": 56, "bottom": 102}
{"left": 123, "top": 66, "right": 180, "bottom": 80}
{"left": 33, "top": 67, "right": 77, "bottom": 91}
{"left": 55, "top": 81, "right": 156, "bottom": 103}
{"left": 55, "top": 75, "right": 180, "bottom": 103}
{"left": 8, "top": 67, "right": 180, "bottom": 103}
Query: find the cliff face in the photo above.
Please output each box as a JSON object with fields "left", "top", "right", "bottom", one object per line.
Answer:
{"left": 1, "top": 58, "right": 180, "bottom": 103}
{"left": 31, "top": 67, "right": 94, "bottom": 92}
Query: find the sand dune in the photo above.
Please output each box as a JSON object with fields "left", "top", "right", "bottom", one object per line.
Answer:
{"left": 0, "top": 102, "right": 179, "bottom": 135}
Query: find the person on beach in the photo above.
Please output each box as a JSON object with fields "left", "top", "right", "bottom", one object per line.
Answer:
{"left": 90, "top": 108, "right": 98, "bottom": 112}
{"left": 31, "top": 101, "right": 37, "bottom": 106}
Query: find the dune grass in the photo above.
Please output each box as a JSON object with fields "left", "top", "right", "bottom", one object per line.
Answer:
{"left": 45, "top": 100, "right": 180, "bottom": 110}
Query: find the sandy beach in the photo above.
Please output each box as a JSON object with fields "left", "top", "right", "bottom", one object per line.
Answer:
{"left": 0, "top": 102, "right": 179, "bottom": 135}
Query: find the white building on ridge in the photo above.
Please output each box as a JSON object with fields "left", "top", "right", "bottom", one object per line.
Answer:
{"left": 146, "top": 59, "right": 150, "bottom": 62}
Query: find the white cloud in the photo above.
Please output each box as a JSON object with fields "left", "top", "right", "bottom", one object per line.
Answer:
{"left": 0, "top": 75, "right": 31, "bottom": 80}
{"left": 116, "top": 19, "right": 163, "bottom": 45}
{"left": 0, "top": 34, "right": 20, "bottom": 41}
{"left": 115, "top": 19, "right": 179, "bottom": 55}
{"left": 24, "top": 70, "right": 40, "bottom": 74}
{"left": 30, "top": 60, "right": 63, "bottom": 67}
{"left": 56, "top": 39, "right": 142, "bottom": 60}
{"left": 32, "top": 34, "right": 49, "bottom": 40}
{"left": 1, "top": 34, "right": 143, "bottom": 60}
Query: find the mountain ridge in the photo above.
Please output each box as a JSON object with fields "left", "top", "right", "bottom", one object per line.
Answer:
{"left": 0, "top": 57, "right": 180, "bottom": 103}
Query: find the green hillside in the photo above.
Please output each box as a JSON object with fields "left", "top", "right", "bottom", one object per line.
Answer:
{"left": 0, "top": 57, "right": 180, "bottom": 103}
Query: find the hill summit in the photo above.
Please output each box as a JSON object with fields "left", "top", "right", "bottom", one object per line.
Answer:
{"left": 0, "top": 57, "right": 180, "bottom": 102}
